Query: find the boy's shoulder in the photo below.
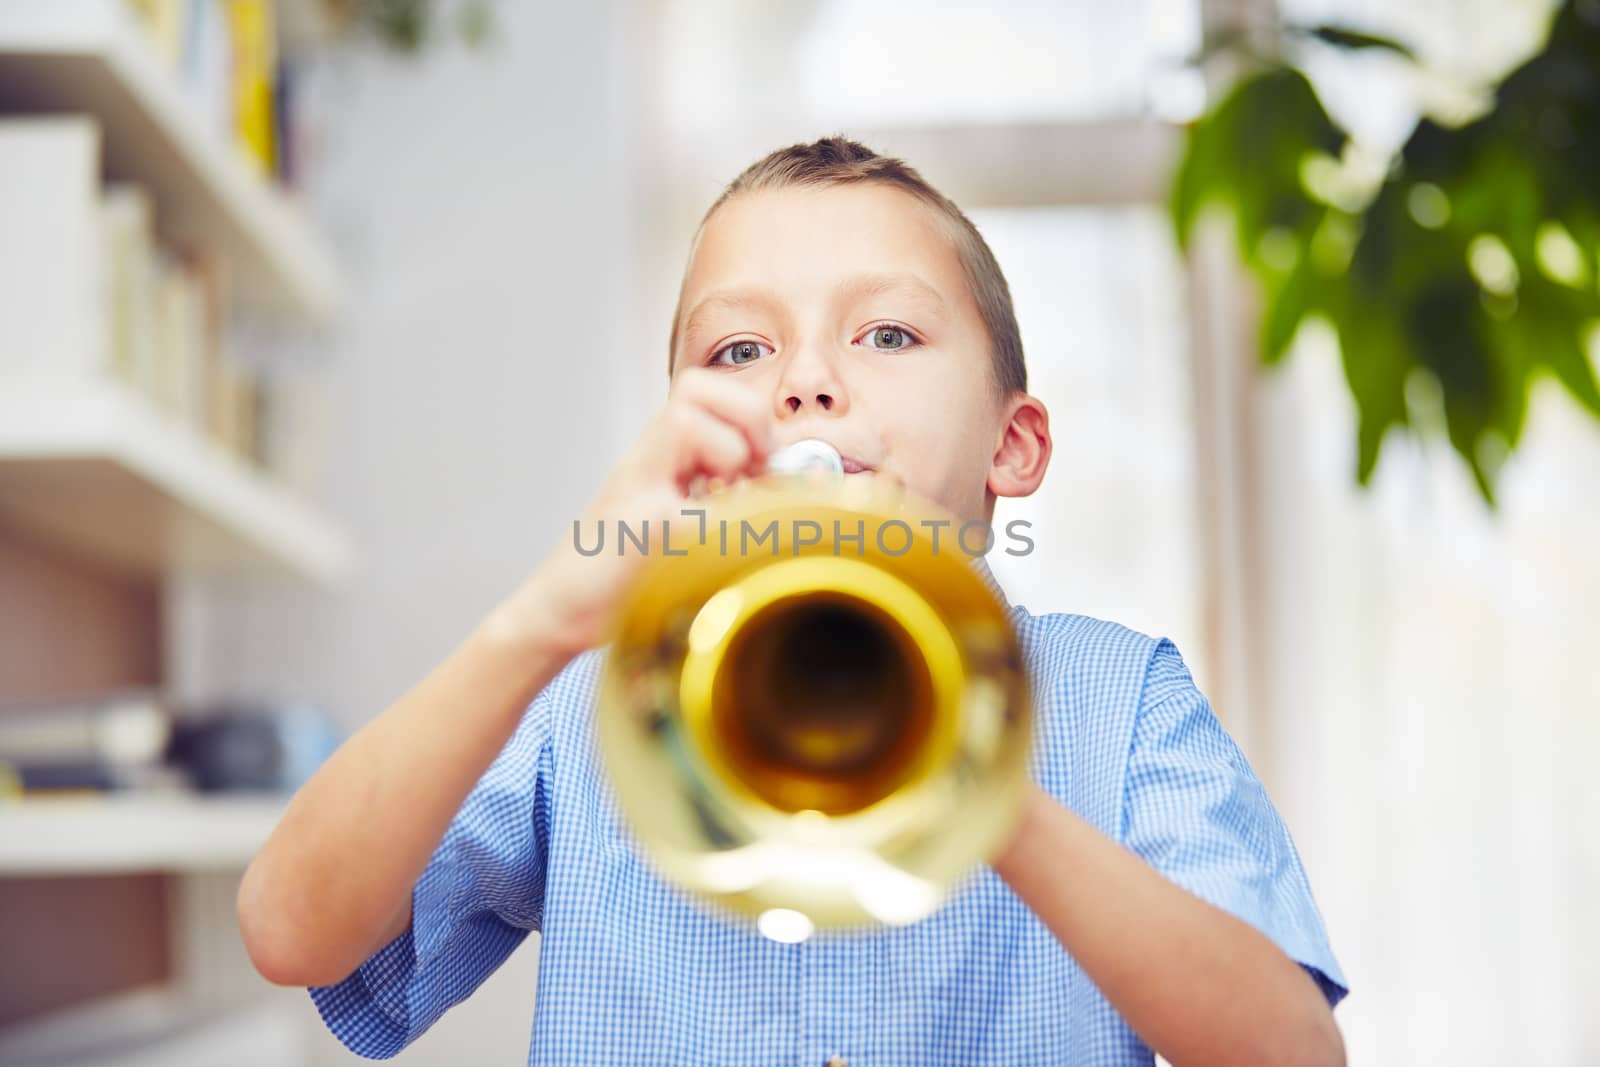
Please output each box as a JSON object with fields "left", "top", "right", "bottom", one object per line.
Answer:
{"left": 543, "top": 646, "right": 609, "bottom": 705}
{"left": 1009, "top": 603, "right": 1157, "bottom": 646}
{"left": 1008, "top": 603, "right": 1172, "bottom": 691}
{"left": 1004, "top": 606, "right": 1207, "bottom": 821}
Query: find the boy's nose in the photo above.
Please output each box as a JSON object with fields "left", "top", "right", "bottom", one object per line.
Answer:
{"left": 784, "top": 391, "right": 833, "bottom": 413}
{"left": 775, "top": 345, "right": 848, "bottom": 417}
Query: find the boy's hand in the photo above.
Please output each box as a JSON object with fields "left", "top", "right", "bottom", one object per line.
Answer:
{"left": 243, "top": 371, "right": 770, "bottom": 989}
{"left": 487, "top": 368, "right": 774, "bottom": 660}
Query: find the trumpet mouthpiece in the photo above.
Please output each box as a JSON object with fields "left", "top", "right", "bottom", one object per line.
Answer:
{"left": 767, "top": 438, "right": 844, "bottom": 478}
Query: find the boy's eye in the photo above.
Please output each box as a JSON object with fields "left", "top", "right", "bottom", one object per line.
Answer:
{"left": 710, "top": 340, "right": 772, "bottom": 367}
{"left": 860, "top": 324, "right": 918, "bottom": 351}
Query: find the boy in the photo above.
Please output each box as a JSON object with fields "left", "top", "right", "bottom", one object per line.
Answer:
{"left": 239, "top": 137, "right": 1348, "bottom": 1066}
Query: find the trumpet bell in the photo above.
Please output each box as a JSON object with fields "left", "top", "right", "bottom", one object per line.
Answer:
{"left": 596, "top": 472, "right": 1031, "bottom": 936}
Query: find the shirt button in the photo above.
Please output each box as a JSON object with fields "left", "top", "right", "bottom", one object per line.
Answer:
{"left": 824, "top": 1058, "right": 848, "bottom": 1067}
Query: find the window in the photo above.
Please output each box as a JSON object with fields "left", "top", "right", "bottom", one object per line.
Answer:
{"left": 649, "top": 0, "right": 1204, "bottom": 144}
{"left": 1241, "top": 3, "right": 1600, "bottom": 1058}
{"left": 976, "top": 206, "right": 1206, "bottom": 669}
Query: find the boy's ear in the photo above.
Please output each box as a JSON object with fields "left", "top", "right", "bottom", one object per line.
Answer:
{"left": 987, "top": 392, "right": 1051, "bottom": 500}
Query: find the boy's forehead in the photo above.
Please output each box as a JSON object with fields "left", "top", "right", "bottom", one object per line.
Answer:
{"left": 681, "top": 184, "right": 967, "bottom": 306}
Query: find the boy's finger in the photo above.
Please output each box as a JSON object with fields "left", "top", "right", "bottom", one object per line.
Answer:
{"left": 667, "top": 409, "right": 753, "bottom": 489}
{"left": 673, "top": 369, "right": 775, "bottom": 458}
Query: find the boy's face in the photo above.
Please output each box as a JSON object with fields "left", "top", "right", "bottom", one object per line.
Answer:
{"left": 670, "top": 183, "right": 1044, "bottom": 525}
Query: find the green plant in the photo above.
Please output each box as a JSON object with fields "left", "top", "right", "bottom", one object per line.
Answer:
{"left": 315, "top": 0, "right": 495, "bottom": 53}
{"left": 1172, "top": 0, "right": 1600, "bottom": 503}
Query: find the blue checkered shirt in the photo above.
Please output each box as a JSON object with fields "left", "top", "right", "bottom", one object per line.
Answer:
{"left": 309, "top": 564, "right": 1348, "bottom": 1064}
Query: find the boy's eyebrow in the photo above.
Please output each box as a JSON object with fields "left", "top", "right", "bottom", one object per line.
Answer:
{"left": 837, "top": 272, "right": 949, "bottom": 322}
{"left": 680, "top": 288, "right": 784, "bottom": 349}
{"left": 680, "top": 272, "right": 949, "bottom": 348}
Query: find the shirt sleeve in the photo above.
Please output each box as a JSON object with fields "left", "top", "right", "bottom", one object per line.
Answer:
{"left": 307, "top": 687, "right": 553, "bottom": 1058}
{"left": 1121, "top": 639, "right": 1350, "bottom": 1008}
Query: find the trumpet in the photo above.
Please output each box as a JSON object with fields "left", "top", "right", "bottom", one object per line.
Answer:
{"left": 595, "top": 440, "right": 1031, "bottom": 942}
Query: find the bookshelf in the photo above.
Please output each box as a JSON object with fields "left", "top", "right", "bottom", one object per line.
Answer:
{"left": 0, "top": 379, "right": 350, "bottom": 583}
{"left": 0, "top": 0, "right": 342, "bottom": 324}
{"left": 0, "top": 0, "right": 343, "bottom": 1043}
{"left": 0, "top": 0, "right": 352, "bottom": 584}
{"left": 0, "top": 986, "right": 307, "bottom": 1067}
{"left": 0, "top": 794, "right": 287, "bottom": 876}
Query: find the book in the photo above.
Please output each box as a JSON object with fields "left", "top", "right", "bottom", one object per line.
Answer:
{"left": 236, "top": 371, "right": 261, "bottom": 463}
{"left": 99, "top": 183, "right": 159, "bottom": 394}
{"left": 0, "top": 118, "right": 105, "bottom": 378}
{"left": 0, "top": 690, "right": 172, "bottom": 769}
{"left": 150, "top": 252, "right": 209, "bottom": 428}
{"left": 225, "top": 0, "right": 278, "bottom": 175}
{"left": 181, "top": 0, "right": 236, "bottom": 143}
{"left": 126, "top": 0, "right": 186, "bottom": 67}
{"left": 256, "top": 366, "right": 329, "bottom": 499}
{"left": 0, "top": 690, "right": 186, "bottom": 797}
{"left": 205, "top": 345, "right": 239, "bottom": 452}
{"left": 7, "top": 760, "right": 190, "bottom": 796}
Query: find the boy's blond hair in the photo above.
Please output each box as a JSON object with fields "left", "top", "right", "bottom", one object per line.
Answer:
{"left": 669, "top": 136, "right": 1027, "bottom": 396}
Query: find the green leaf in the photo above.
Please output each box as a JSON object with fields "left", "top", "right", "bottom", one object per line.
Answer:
{"left": 1261, "top": 240, "right": 1321, "bottom": 363}
{"left": 364, "top": 0, "right": 430, "bottom": 51}
{"left": 1170, "top": 67, "right": 1346, "bottom": 256}
{"left": 1408, "top": 275, "right": 1532, "bottom": 503}
{"left": 458, "top": 2, "right": 494, "bottom": 46}
{"left": 1348, "top": 182, "right": 1403, "bottom": 294}
{"left": 1331, "top": 291, "right": 1411, "bottom": 484}
{"left": 1170, "top": 0, "right": 1600, "bottom": 499}
{"left": 1297, "top": 24, "right": 1418, "bottom": 60}
{"left": 1170, "top": 87, "right": 1234, "bottom": 251}
{"left": 1508, "top": 275, "right": 1600, "bottom": 416}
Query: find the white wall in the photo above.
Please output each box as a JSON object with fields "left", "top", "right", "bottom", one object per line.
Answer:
{"left": 170, "top": 3, "right": 641, "bottom": 1063}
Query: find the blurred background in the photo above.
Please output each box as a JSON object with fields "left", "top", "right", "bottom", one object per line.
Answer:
{"left": 0, "top": 0, "right": 1595, "bottom": 1064}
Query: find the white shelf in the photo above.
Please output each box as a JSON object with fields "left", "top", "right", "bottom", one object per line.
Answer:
{"left": 0, "top": 0, "right": 343, "bottom": 325}
{"left": 0, "top": 379, "right": 351, "bottom": 584}
{"left": 0, "top": 986, "right": 308, "bottom": 1067}
{"left": 0, "top": 793, "right": 286, "bottom": 876}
